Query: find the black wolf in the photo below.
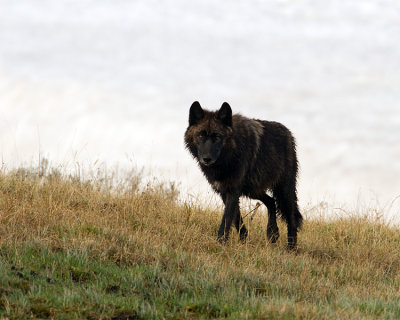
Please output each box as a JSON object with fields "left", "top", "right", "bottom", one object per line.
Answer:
{"left": 184, "top": 101, "right": 303, "bottom": 249}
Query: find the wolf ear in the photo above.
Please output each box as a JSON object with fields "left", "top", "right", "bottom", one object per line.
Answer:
{"left": 189, "top": 101, "right": 204, "bottom": 126}
{"left": 217, "top": 102, "right": 232, "bottom": 126}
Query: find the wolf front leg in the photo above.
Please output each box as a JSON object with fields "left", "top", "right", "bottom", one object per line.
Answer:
{"left": 217, "top": 191, "right": 240, "bottom": 243}
{"left": 234, "top": 207, "right": 248, "bottom": 242}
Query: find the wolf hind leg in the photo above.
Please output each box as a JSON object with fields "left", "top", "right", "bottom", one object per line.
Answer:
{"left": 274, "top": 186, "right": 302, "bottom": 250}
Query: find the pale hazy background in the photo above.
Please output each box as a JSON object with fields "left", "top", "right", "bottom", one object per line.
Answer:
{"left": 0, "top": 1, "right": 399, "bottom": 218}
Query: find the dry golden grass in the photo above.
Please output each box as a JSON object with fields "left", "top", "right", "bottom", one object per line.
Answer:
{"left": 0, "top": 165, "right": 400, "bottom": 319}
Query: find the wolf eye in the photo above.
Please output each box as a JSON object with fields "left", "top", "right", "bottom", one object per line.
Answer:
{"left": 214, "top": 134, "right": 221, "bottom": 141}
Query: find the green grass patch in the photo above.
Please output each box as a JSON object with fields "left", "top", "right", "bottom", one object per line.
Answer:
{"left": 0, "top": 245, "right": 265, "bottom": 319}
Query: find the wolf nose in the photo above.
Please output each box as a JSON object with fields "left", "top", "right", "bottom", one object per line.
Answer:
{"left": 203, "top": 157, "right": 212, "bottom": 164}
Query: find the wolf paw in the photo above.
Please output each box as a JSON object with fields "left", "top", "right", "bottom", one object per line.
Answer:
{"left": 238, "top": 225, "right": 248, "bottom": 242}
{"left": 217, "top": 234, "right": 229, "bottom": 243}
{"left": 266, "top": 226, "right": 280, "bottom": 243}
{"left": 286, "top": 237, "right": 298, "bottom": 251}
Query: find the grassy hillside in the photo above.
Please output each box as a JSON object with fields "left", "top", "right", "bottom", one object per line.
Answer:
{"left": 0, "top": 166, "right": 399, "bottom": 319}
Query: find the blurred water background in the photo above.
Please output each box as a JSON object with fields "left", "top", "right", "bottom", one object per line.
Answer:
{"left": 0, "top": 0, "right": 399, "bottom": 218}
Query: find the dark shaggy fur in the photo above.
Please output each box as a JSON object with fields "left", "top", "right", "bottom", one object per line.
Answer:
{"left": 184, "top": 101, "right": 303, "bottom": 249}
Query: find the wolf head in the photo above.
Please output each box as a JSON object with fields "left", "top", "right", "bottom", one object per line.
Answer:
{"left": 185, "top": 101, "right": 233, "bottom": 167}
